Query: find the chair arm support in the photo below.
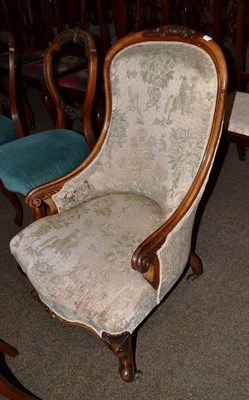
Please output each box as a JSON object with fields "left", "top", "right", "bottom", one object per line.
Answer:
{"left": 25, "top": 183, "right": 63, "bottom": 217}
{"left": 131, "top": 230, "right": 167, "bottom": 290}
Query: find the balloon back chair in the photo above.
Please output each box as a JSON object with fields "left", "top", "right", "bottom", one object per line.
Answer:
{"left": 0, "top": 28, "right": 97, "bottom": 226}
{"left": 10, "top": 26, "right": 227, "bottom": 382}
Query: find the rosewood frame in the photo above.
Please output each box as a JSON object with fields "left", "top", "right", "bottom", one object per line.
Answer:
{"left": 25, "top": 25, "right": 227, "bottom": 381}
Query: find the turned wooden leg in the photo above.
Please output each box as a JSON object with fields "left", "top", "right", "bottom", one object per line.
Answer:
{"left": 0, "top": 339, "right": 19, "bottom": 357}
{"left": 0, "top": 181, "right": 23, "bottom": 226}
{"left": 187, "top": 251, "right": 203, "bottom": 280}
{"left": 102, "top": 331, "right": 142, "bottom": 382}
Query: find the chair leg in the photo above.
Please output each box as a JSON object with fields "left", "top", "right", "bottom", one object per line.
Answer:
{"left": 0, "top": 340, "right": 19, "bottom": 357}
{"left": 0, "top": 181, "right": 23, "bottom": 226}
{"left": 0, "top": 340, "right": 41, "bottom": 399}
{"left": 187, "top": 251, "right": 203, "bottom": 280}
{"left": 102, "top": 331, "right": 142, "bottom": 382}
{"left": 236, "top": 143, "right": 246, "bottom": 161}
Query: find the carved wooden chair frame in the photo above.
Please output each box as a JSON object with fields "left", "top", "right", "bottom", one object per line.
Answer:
{"left": 20, "top": 25, "right": 228, "bottom": 382}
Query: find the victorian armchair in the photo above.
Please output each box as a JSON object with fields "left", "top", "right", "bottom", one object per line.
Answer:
{"left": 0, "top": 28, "right": 97, "bottom": 225}
{"left": 10, "top": 26, "right": 227, "bottom": 382}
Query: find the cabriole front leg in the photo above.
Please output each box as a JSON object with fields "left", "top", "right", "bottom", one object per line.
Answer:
{"left": 102, "top": 331, "right": 142, "bottom": 382}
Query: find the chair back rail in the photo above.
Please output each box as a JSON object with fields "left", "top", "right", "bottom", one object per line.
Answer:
{"left": 43, "top": 28, "right": 97, "bottom": 150}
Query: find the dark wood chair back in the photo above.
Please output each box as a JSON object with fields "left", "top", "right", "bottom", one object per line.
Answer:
{"left": 0, "top": 31, "right": 24, "bottom": 138}
{"left": 44, "top": 28, "right": 97, "bottom": 150}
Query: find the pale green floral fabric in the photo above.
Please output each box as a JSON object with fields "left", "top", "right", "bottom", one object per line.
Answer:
{"left": 54, "top": 42, "right": 217, "bottom": 216}
{"left": 10, "top": 41, "right": 219, "bottom": 336}
{"left": 157, "top": 184, "right": 207, "bottom": 301}
{"left": 10, "top": 193, "right": 162, "bottom": 334}
{"left": 224, "top": 91, "right": 249, "bottom": 136}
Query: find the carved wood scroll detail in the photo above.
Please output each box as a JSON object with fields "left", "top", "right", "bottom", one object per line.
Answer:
{"left": 27, "top": 185, "right": 63, "bottom": 208}
{"left": 132, "top": 239, "right": 165, "bottom": 290}
{"left": 102, "top": 331, "right": 130, "bottom": 353}
{"left": 102, "top": 331, "right": 138, "bottom": 382}
{"left": 54, "top": 27, "right": 89, "bottom": 48}
{"left": 143, "top": 25, "right": 199, "bottom": 40}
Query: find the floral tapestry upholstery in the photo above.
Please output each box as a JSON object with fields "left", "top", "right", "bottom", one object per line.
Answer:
{"left": 54, "top": 42, "right": 217, "bottom": 213}
{"left": 10, "top": 39, "right": 219, "bottom": 336}
{"left": 10, "top": 193, "right": 162, "bottom": 334}
{"left": 224, "top": 91, "right": 249, "bottom": 137}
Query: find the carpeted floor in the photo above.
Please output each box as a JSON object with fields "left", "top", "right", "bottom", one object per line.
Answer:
{"left": 0, "top": 89, "right": 249, "bottom": 400}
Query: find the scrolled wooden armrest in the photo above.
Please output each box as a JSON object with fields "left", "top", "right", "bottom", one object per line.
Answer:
{"left": 25, "top": 182, "right": 64, "bottom": 217}
{"left": 131, "top": 230, "right": 167, "bottom": 290}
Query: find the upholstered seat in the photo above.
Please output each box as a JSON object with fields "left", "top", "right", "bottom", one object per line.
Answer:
{"left": 10, "top": 26, "right": 227, "bottom": 382}
{"left": 0, "top": 129, "right": 89, "bottom": 195}
{"left": 11, "top": 193, "right": 164, "bottom": 334}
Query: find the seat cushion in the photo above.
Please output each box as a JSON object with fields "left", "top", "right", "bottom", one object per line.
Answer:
{"left": 10, "top": 193, "right": 163, "bottom": 335}
{"left": 224, "top": 91, "right": 249, "bottom": 137}
{"left": 0, "top": 115, "right": 17, "bottom": 145}
{"left": 0, "top": 129, "right": 89, "bottom": 195}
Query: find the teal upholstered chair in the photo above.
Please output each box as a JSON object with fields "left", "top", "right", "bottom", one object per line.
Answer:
{"left": 10, "top": 27, "right": 227, "bottom": 382}
{"left": 0, "top": 28, "right": 97, "bottom": 225}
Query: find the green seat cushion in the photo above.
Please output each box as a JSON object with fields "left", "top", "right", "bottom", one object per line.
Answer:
{"left": 0, "top": 115, "right": 17, "bottom": 145}
{"left": 0, "top": 129, "right": 90, "bottom": 195}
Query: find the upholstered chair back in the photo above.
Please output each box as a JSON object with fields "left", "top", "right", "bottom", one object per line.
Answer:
{"left": 54, "top": 32, "right": 218, "bottom": 212}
